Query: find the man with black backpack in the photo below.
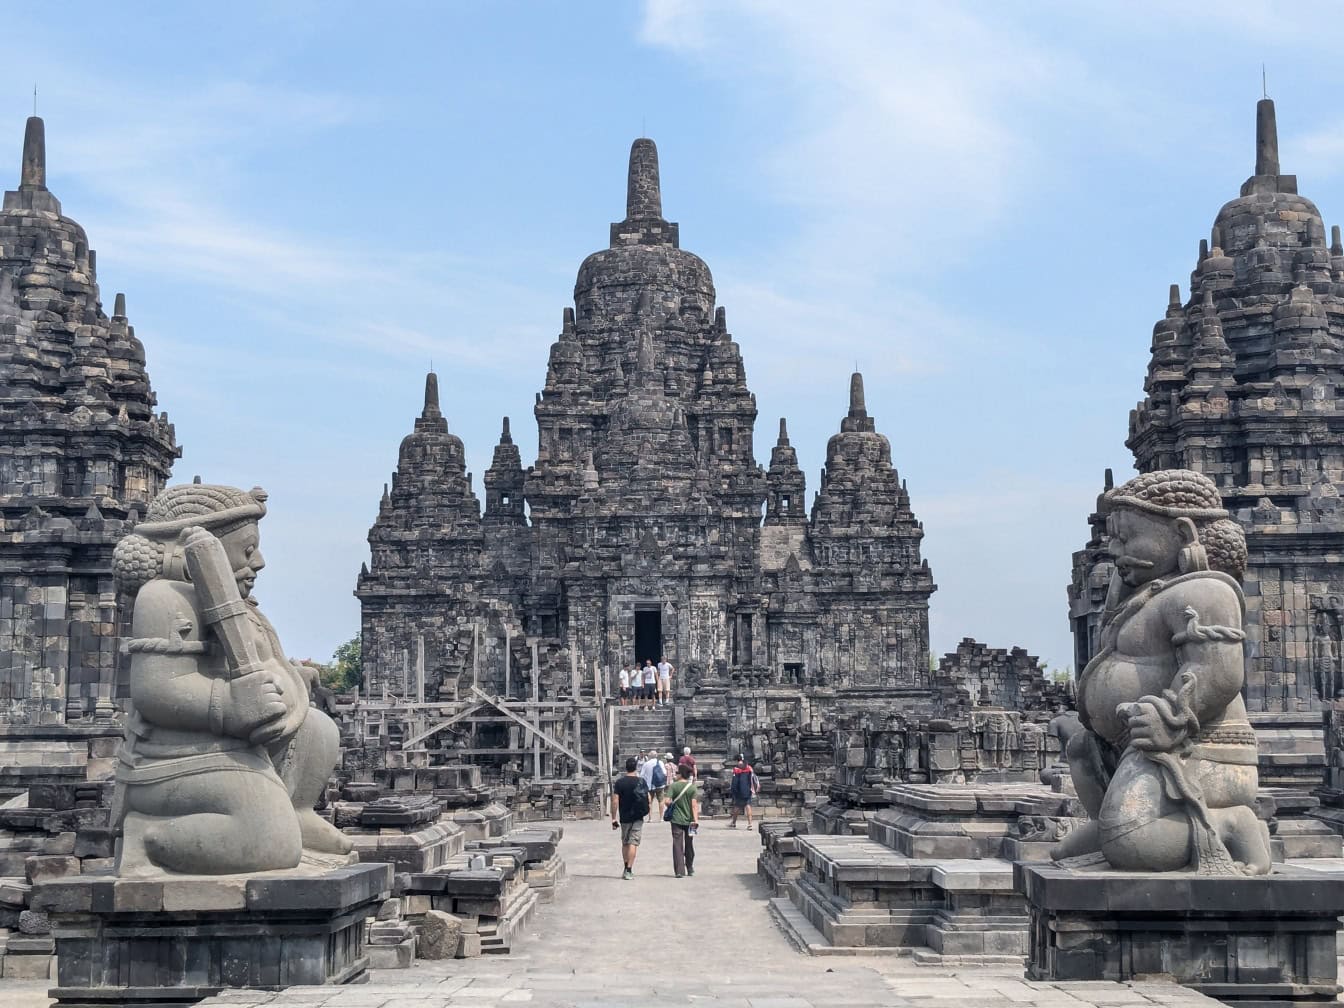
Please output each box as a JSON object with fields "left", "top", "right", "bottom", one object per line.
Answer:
{"left": 611, "top": 757, "right": 650, "bottom": 880}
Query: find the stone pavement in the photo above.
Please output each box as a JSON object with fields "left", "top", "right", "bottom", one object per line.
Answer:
{"left": 5, "top": 817, "right": 1234, "bottom": 1007}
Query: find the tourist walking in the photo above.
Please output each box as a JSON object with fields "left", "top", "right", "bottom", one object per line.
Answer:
{"left": 611, "top": 757, "right": 649, "bottom": 880}
{"left": 640, "top": 747, "right": 667, "bottom": 820}
{"left": 641, "top": 659, "right": 657, "bottom": 710}
{"left": 678, "top": 746, "right": 697, "bottom": 781}
{"left": 728, "top": 753, "right": 759, "bottom": 829}
{"left": 667, "top": 764, "right": 700, "bottom": 877}
{"left": 656, "top": 657, "right": 673, "bottom": 706}
{"left": 618, "top": 664, "right": 631, "bottom": 706}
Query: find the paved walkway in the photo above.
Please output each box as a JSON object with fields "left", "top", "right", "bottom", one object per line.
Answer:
{"left": 7, "top": 816, "right": 1230, "bottom": 1007}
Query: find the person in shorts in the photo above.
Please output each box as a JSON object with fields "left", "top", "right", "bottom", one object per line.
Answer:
{"left": 618, "top": 664, "right": 631, "bottom": 706}
{"left": 641, "top": 660, "right": 657, "bottom": 709}
{"left": 611, "top": 757, "right": 649, "bottom": 880}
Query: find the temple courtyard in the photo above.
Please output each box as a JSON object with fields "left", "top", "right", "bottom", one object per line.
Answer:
{"left": 9, "top": 816, "right": 1231, "bottom": 1008}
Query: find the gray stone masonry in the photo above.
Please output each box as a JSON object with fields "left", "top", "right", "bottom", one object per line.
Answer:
{"left": 1071, "top": 99, "right": 1344, "bottom": 723}
{"left": 353, "top": 137, "right": 981, "bottom": 817}
{"left": 0, "top": 116, "right": 178, "bottom": 733}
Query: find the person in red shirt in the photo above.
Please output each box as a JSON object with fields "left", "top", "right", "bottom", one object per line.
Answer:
{"left": 677, "top": 746, "right": 696, "bottom": 781}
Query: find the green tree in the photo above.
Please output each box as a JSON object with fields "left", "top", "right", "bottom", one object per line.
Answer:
{"left": 325, "top": 634, "right": 363, "bottom": 691}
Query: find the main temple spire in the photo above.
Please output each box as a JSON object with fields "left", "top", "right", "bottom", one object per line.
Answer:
{"left": 5, "top": 115, "right": 59, "bottom": 213}
{"left": 20, "top": 116, "right": 45, "bottom": 190}
{"left": 422, "top": 371, "right": 441, "bottom": 419}
{"left": 626, "top": 138, "right": 661, "bottom": 220}
{"left": 1256, "top": 98, "right": 1279, "bottom": 176}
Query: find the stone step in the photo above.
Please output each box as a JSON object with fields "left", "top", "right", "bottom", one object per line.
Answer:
{"left": 767, "top": 896, "right": 900, "bottom": 957}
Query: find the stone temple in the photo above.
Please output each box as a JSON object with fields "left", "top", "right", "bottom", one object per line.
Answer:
{"left": 1069, "top": 99, "right": 1344, "bottom": 791}
{"left": 354, "top": 139, "right": 950, "bottom": 807}
{"left": 0, "top": 118, "right": 177, "bottom": 747}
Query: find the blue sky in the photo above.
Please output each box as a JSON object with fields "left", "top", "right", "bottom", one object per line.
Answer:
{"left": 4, "top": 2, "right": 1343, "bottom": 672}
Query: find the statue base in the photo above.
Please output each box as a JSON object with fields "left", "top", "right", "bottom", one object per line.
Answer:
{"left": 1015, "top": 861, "right": 1344, "bottom": 1004}
{"left": 33, "top": 862, "right": 392, "bottom": 1007}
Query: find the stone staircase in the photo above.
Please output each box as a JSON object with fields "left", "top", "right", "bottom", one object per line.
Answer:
{"left": 615, "top": 706, "right": 676, "bottom": 762}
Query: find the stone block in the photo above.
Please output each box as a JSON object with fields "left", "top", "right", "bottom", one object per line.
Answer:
{"left": 1016, "top": 862, "right": 1344, "bottom": 1003}
{"left": 2, "top": 951, "right": 53, "bottom": 979}
{"left": 24, "top": 855, "right": 80, "bottom": 883}
{"left": 456, "top": 931, "right": 483, "bottom": 958}
{"left": 415, "top": 908, "right": 463, "bottom": 959}
{"left": 365, "top": 935, "right": 414, "bottom": 969}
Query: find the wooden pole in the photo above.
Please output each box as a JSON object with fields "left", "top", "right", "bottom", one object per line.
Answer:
{"left": 472, "top": 620, "right": 481, "bottom": 689}
{"left": 504, "top": 623, "right": 512, "bottom": 699}
{"left": 531, "top": 638, "right": 540, "bottom": 783}
{"left": 415, "top": 635, "right": 425, "bottom": 705}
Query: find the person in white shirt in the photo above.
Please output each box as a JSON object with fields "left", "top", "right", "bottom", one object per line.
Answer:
{"left": 641, "top": 660, "right": 657, "bottom": 711}
{"left": 656, "top": 658, "right": 672, "bottom": 707}
{"left": 617, "top": 665, "right": 631, "bottom": 706}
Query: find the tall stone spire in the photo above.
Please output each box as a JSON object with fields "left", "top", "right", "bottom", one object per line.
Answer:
{"left": 5, "top": 116, "right": 59, "bottom": 213}
{"left": 609, "top": 137, "right": 679, "bottom": 248}
{"left": 841, "top": 372, "right": 876, "bottom": 433}
{"left": 423, "top": 371, "right": 441, "bottom": 419}
{"left": 626, "top": 138, "right": 662, "bottom": 220}
{"left": 1255, "top": 98, "right": 1279, "bottom": 177}
{"left": 20, "top": 116, "right": 45, "bottom": 190}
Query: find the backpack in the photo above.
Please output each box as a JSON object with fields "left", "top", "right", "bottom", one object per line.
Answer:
{"left": 632, "top": 778, "right": 650, "bottom": 818}
{"left": 651, "top": 761, "right": 667, "bottom": 789}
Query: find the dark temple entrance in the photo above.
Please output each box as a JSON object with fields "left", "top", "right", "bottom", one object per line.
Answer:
{"left": 634, "top": 607, "right": 662, "bottom": 666}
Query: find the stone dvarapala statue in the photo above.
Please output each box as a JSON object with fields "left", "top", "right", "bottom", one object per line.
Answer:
{"left": 112, "top": 483, "right": 353, "bottom": 875}
{"left": 1053, "top": 470, "right": 1271, "bottom": 875}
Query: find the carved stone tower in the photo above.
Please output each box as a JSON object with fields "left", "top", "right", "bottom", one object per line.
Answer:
{"left": 1070, "top": 99, "right": 1344, "bottom": 716}
{"left": 0, "top": 117, "right": 179, "bottom": 730}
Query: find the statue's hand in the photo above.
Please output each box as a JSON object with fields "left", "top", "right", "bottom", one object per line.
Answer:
{"left": 1119, "top": 697, "right": 1189, "bottom": 753}
{"left": 224, "top": 669, "right": 289, "bottom": 744}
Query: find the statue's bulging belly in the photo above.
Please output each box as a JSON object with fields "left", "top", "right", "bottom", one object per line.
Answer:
{"left": 1081, "top": 652, "right": 1175, "bottom": 743}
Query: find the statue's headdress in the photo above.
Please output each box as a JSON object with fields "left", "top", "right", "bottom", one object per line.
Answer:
{"left": 113, "top": 484, "right": 268, "bottom": 594}
{"left": 1102, "top": 469, "right": 1245, "bottom": 580}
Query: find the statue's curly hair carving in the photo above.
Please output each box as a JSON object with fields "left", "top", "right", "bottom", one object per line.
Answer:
{"left": 1198, "top": 517, "right": 1247, "bottom": 581}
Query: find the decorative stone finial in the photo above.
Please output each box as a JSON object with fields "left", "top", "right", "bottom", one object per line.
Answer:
{"left": 1255, "top": 98, "right": 1279, "bottom": 176}
{"left": 20, "top": 116, "right": 45, "bottom": 190}
{"left": 500, "top": 416, "right": 512, "bottom": 444}
{"left": 1332, "top": 225, "right": 1342, "bottom": 257}
{"left": 423, "top": 372, "right": 441, "bottom": 418}
{"left": 778, "top": 417, "right": 790, "bottom": 445}
{"left": 626, "top": 138, "right": 662, "bottom": 220}
{"left": 1168, "top": 284, "right": 1180, "bottom": 310}
{"left": 562, "top": 306, "right": 576, "bottom": 338}
{"left": 849, "top": 372, "right": 867, "bottom": 418}
{"left": 113, "top": 292, "right": 127, "bottom": 320}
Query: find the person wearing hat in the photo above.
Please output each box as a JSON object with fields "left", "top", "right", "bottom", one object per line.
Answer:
{"left": 728, "top": 753, "right": 758, "bottom": 829}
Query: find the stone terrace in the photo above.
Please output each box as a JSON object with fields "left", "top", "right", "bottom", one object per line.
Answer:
{"left": 5, "top": 817, "right": 1227, "bottom": 1008}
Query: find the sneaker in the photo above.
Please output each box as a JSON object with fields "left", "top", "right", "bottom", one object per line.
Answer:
{"left": 674, "top": 873, "right": 685, "bottom": 878}
{"left": 687, "top": 868, "right": 695, "bottom": 876}
{"left": 728, "top": 822, "right": 737, "bottom": 829}
{"left": 622, "top": 868, "right": 633, "bottom": 880}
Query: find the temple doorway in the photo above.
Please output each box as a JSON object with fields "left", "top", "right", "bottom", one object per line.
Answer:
{"left": 634, "top": 607, "right": 662, "bottom": 666}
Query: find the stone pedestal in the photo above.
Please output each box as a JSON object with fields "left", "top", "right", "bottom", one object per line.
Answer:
{"left": 1015, "top": 862, "right": 1344, "bottom": 1005}
{"left": 33, "top": 862, "right": 392, "bottom": 1007}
